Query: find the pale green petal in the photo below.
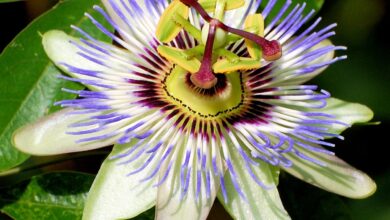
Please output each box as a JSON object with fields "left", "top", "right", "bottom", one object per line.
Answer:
{"left": 224, "top": 0, "right": 255, "bottom": 28}
{"left": 13, "top": 108, "right": 117, "bottom": 156}
{"left": 283, "top": 148, "right": 376, "bottom": 199}
{"left": 43, "top": 30, "right": 120, "bottom": 91}
{"left": 218, "top": 146, "right": 290, "bottom": 220}
{"left": 83, "top": 143, "right": 157, "bottom": 220}
{"left": 43, "top": 30, "right": 96, "bottom": 90}
{"left": 199, "top": 0, "right": 245, "bottom": 13}
{"left": 155, "top": 145, "right": 217, "bottom": 220}
{"left": 322, "top": 98, "right": 374, "bottom": 134}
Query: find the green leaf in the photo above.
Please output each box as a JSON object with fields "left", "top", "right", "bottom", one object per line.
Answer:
{"left": 260, "top": 0, "right": 325, "bottom": 22}
{"left": 131, "top": 208, "right": 155, "bottom": 220}
{"left": 0, "top": 172, "right": 94, "bottom": 220}
{"left": 0, "top": 0, "right": 24, "bottom": 3}
{"left": 0, "top": 0, "right": 113, "bottom": 171}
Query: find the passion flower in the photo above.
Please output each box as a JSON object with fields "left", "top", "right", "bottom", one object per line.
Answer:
{"left": 13, "top": 0, "right": 376, "bottom": 219}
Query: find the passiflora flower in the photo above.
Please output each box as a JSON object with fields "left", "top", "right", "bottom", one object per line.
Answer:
{"left": 13, "top": 0, "right": 376, "bottom": 219}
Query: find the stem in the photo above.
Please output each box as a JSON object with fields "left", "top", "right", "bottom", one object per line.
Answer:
{"left": 190, "top": 22, "right": 218, "bottom": 89}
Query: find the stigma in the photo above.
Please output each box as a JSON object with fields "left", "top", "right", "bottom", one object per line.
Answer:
{"left": 191, "top": 20, "right": 219, "bottom": 89}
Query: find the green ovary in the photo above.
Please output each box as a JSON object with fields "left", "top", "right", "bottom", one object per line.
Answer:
{"left": 165, "top": 66, "right": 243, "bottom": 117}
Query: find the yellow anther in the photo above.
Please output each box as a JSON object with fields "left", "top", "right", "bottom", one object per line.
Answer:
{"left": 244, "top": 14, "right": 265, "bottom": 60}
{"left": 156, "top": 0, "right": 189, "bottom": 43}
{"left": 157, "top": 45, "right": 201, "bottom": 73}
{"left": 213, "top": 58, "right": 261, "bottom": 74}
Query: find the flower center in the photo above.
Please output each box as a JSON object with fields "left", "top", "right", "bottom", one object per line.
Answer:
{"left": 156, "top": 0, "right": 282, "bottom": 90}
{"left": 164, "top": 65, "right": 243, "bottom": 117}
{"left": 180, "top": 0, "right": 282, "bottom": 61}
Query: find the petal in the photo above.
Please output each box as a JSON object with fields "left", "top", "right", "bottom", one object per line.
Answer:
{"left": 224, "top": 0, "right": 260, "bottom": 28}
{"left": 44, "top": 29, "right": 170, "bottom": 91}
{"left": 283, "top": 147, "right": 376, "bottom": 199}
{"left": 155, "top": 140, "right": 218, "bottom": 220}
{"left": 218, "top": 145, "right": 290, "bottom": 220}
{"left": 321, "top": 98, "right": 374, "bottom": 134}
{"left": 13, "top": 108, "right": 117, "bottom": 155}
{"left": 83, "top": 143, "right": 157, "bottom": 220}
{"left": 43, "top": 30, "right": 121, "bottom": 91}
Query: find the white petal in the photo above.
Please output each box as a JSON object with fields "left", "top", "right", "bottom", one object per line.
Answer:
{"left": 283, "top": 148, "right": 376, "bottom": 199}
{"left": 218, "top": 145, "right": 290, "bottom": 220}
{"left": 224, "top": 0, "right": 256, "bottom": 28}
{"left": 43, "top": 30, "right": 123, "bottom": 91}
{"left": 322, "top": 98, "right": 374, "bottom": 134}
{"left": 155, "top": 144, "right": 218, "bottom": 220}
{"left": 13, "top": 108, "right": 117, "bottom": 155}
{"left": 44, "top": 30, "right": 168, "bottom": 91}
{"left": 83, "top": 143, "right": 157, "bottom": 220}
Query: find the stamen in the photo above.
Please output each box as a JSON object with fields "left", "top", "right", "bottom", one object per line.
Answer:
{"left": 179, "top": 0, "right": 282, "bottom": 61}
{"left": 190, "top": 21, "right": 218, "bottom": 89}
{"left": 226, "top": 28, "right": 282, "bottom": 61}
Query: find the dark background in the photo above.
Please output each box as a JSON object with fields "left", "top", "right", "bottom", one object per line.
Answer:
{"left": 0, "top": 0, "right": 389, "bottom": 219}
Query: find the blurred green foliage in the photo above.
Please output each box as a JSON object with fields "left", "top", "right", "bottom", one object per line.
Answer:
{"left": 315, "top": 1, "right": 390, "bottom": 219}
